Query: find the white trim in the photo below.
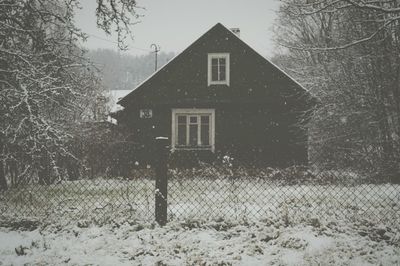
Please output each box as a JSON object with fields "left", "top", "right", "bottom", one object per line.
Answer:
{"left": 171, "top": 108, "right": 215, "bottom": 152}
{"left": 207, "top": 53, "right": 230, "bottom": 86}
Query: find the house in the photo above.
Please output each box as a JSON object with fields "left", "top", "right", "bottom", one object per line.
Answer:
{"left": 112, "top": 23, "right": 315, "bottom": 167}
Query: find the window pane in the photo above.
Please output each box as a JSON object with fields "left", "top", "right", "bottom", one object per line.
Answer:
{"left": 211, "top": 58, "right": 218, "bottom": 66}
{"left": 178, "top": 115, "right": 186, "bottom": 124}
{"left": 219, "top": 64, "right": 226, "bottom": 81}
{"left": 190, "top": 116, "right": 198, "bottom": 124}
{"left": 178, "top": 124, "right": 186, "bottom": 145}
{"left": 211, "top": 64, "right": 219, "bottom": 81}
{"left": 201, "top": 124, "right": 210, "bottom": 146}
{"left": 189, "top": 124, "right": 198, "bottom": 146}
{"left": 201, "top": 115, "right": 209, "bottom": 124}
{"left": 219, "top": 58, "right": 226, "bottom": 66}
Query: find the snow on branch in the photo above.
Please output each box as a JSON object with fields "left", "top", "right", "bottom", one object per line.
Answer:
{"left": 281, "top": 17, "right": 399, "bottom": 51}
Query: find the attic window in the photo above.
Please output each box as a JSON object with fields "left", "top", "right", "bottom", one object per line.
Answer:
{"left": 208, "top": 53, "right": 230, "bottom": 86}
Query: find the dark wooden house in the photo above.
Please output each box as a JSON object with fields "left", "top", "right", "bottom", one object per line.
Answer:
{"left": 113, "top": 23, "right": 315, "bottom": 166}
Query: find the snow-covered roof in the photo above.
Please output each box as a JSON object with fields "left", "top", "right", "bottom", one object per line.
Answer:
{"left": 108, "top": 89, "right": 132, "bottom": 112}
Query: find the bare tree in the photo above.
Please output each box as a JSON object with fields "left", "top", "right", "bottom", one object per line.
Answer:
{"left": 280, "top": 0, "right": 400, "bottom": 49}
{"left": 0, "top": 0, "right": 140, "bottom": 189}
{"left": 274, "top": 0, "right": 400, "bottom": 180}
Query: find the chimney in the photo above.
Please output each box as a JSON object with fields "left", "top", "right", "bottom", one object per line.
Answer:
{"left": 230, "top": 28, "right": 240, "bottom": 38}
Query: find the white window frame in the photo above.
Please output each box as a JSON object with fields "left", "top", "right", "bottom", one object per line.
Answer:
{"left": 207, "top": 53, "right": 230, "bottom": 86}
{"left": 171, "top": 108, "right": 215, "bottom": 152}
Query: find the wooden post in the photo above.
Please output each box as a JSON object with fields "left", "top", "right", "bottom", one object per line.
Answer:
{"left": 154, "top": 137, "right": 169, "bottom": 226}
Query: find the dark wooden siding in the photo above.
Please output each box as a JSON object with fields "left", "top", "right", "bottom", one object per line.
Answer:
{"left": 119, "top": 23, "right": 313, "bottom": 109}
{"left": 115, "top": 23, "right": 314, "bottom": 166}
{"left": 118, "top": 104, "right": 308, "bottom": 167}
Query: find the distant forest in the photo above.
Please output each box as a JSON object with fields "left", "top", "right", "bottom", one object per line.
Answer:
{"left": 87, "top": 49, "right": 175, "bottom": 91}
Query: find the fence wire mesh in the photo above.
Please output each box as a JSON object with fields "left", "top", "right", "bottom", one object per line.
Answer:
{"left": 1, "top": 157, "right": 399, "bottom": 226}
{"left": 167, "top": 164, "right": 400, "bottom": 226}
{"left": 0, "top": 169, "right": 155, "bottom": 224}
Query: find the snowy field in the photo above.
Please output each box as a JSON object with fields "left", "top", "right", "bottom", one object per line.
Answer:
{"left": 0, "top": 216, "right": 399, "bottom": 265}
{"left": 1, "top": 177, "right": 399, "bottom": 265}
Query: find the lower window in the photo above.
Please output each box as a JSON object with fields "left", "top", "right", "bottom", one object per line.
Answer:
{"left": 172, "top": 109, "right": 215, "bottom": 151}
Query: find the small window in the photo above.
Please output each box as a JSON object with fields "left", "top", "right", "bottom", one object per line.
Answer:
{"left": 208, "top": 53, "right": 230, "bottom": 86}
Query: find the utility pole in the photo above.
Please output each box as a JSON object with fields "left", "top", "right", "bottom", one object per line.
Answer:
{"left": 150, "top": 43, "right": 160, "bottom": 72}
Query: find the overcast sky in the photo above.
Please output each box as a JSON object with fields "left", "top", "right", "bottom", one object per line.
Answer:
{"left": 75, "top": 0, "right": 281, "bottom": 58}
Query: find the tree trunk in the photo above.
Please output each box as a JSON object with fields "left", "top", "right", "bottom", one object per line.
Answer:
{"left": 0, "top": 140, "right": 8, "bottom": 191}
{"left": 0, "top": 160, "right": 6, "bottom": 191}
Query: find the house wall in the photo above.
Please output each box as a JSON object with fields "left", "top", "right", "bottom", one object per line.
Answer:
{"left": 116, "top": 24, "right": 314, "bottom": 167}
{"left": 119, "top": 103, "right": 308, "bottom": 167}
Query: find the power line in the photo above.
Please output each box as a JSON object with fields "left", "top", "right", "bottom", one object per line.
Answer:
{"left": 86, "top": 33, "right": 152, "bottom": 52}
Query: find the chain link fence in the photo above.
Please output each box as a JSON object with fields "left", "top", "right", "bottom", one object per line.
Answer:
{"left": 167, "top": 164, "right": 400, "bottom": 226}
{"left": 0, "top": 169, "right": 155, "bottom": 224}
{"left": 0, "top": 143, "right": 399, "bottom": 226}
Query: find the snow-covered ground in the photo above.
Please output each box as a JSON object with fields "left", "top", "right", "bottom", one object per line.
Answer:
{"left": 1, "top": 178, "right": 399, "bottom": 227}
{"left": 0, "top": 217, "right": 399, "bottom": 265}
{"left": 1, "top": 176, "right": 399, "bottom": 265}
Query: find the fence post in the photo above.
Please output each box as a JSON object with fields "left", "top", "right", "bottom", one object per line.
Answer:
{"left": 154, "top": 137, "right": 169, "bottom": 226}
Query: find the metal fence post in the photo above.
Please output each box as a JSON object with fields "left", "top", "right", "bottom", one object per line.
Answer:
{"left": 154, "top": 137, "right": 169, "bottom": 226}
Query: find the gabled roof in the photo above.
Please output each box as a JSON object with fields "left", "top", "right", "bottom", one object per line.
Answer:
{"left": 118, "top": 23, "right": 313, "bottom": 107}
